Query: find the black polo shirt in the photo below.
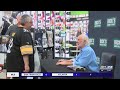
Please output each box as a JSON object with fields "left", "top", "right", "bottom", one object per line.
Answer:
{"left": 6, "top": 28, "right": 34, "bottom": 72}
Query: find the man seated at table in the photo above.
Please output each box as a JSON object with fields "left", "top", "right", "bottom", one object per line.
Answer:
{"left": 56, "top": 34, "right": 99, "bottom": 72}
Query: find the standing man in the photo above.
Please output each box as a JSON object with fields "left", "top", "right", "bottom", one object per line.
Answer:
{"left": 5, "top": 13, "right": 23, "bottom": 51}
{"left": 56, "top": 34, "right": 99, "bottom": 72}
{"left": 6, "top": 13, "right": 23, "bottom": 36}
{"left": 6, "top": 14, "right": 34, "bottom": 75}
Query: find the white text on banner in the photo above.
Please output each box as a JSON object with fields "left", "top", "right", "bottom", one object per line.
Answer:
{"left": 7, "top": 72, "right": 19, "bottom": 77}
{"left": 52, "top": 73, "right": 73, "bottom": 76}
{"left": 21, "top": 73, "right": 43, "bottom": 76}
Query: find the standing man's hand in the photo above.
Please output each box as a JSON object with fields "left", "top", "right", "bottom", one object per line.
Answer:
{"left": 23, "top": 55, "right": 30, "bottom": 72}
{"left": 23, "top": 65, "right": 30, "bottom": 72}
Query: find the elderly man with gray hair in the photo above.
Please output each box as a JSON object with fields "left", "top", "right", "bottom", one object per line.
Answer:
{"left": 6, "top": 14, "right": 34, "bottom": 76}
{"left": 56, "top": 34, "right": 99, "bottom": 72}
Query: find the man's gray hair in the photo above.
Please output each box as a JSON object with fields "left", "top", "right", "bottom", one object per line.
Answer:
{"left": 21, "top": 14, "right": 32, "bottom": 26}
{"left": 81, "top": 34, "right": 90, "bottom": 46}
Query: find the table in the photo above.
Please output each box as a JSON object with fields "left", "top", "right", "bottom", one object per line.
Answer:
{"left": 41, "top": 59, "right": 76, "bottom": 72}
{"left": 40, "top": 59, "right": 96, "bottom": 79}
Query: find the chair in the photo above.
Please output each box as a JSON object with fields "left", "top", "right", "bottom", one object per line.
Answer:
{"left": 100, "top": 52, "right": 116, "bottom": 79}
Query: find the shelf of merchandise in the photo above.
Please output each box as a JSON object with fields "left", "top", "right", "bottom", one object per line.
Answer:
{"left": 68, "top": 13, "right": 89, "bottom": 59}
{"left": 69, "top": 56, "right": 75, "bottom": 58}
{"left": 54, "top": 11, "right": 89, "bottom": 59}
{"left": 70, "top": 46, "right": 77, "bottom": 48}
{"left": 70, "top": 50, "right": 80, "bottom": 52}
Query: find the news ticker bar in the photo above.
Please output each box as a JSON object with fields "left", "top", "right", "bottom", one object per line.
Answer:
{"left": 7, "top": 72, "right": 113, "bottom": 77}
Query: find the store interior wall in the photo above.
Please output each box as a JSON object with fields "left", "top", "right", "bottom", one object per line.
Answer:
{"left": 54, "top": 11, "right": 89, "bottom": 58}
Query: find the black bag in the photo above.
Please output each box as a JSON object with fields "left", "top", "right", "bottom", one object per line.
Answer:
{"left": 37, "top": 47, "right": 43, "bottom": 53}
{"left": 41, "top": 49, "right": 47, "bottom": 59}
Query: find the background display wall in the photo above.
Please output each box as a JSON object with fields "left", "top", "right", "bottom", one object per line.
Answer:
{"left": 18, "top": 11, "right": 89, "bottom": 59}
{"left": 54, "top": 11, "right": 89, "bottom": 58}
{"left": 88, "top": 11, "right": 120, "bottom": 79}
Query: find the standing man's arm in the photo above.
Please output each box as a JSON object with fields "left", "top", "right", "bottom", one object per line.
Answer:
{"left": 20, "top": 32, "right": 33, "bottom": 72}
{"left": 23, "top": 55, "right": 30, "bottom": 72}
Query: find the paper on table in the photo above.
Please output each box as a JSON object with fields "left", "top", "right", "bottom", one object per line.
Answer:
{"left": 67, "top": 65, "right": 86, "bottom": 71}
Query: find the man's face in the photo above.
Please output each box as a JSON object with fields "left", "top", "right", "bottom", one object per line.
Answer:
{"left": 77, "top": 36, "right": 85, "bottom": 49}
{"left": 25, "top": 19, "right": 33, "bottom": 30}
{"left": 16, "top": 16, "right": 21, "bottom": 24}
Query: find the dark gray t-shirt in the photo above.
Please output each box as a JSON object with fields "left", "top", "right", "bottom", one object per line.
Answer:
{"left": 5, "top": 24, "right": 18, "bottom": 37}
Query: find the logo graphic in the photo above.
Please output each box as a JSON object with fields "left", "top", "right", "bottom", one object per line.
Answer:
{"left": 94, "top": 20, "right": 101, "bottom": 28}
{"left": 12, "top": 33, "right": 15, "bottom": 37}
{"left": 89, "top": 38, "right": 94, "bottom": 46}
{"left": 100, "top": 66, "right": 113, "bottom": 71}
{"left": 107, "top": 17, "right": 116, "bottom": 27}
{"left": 99, "top": 38, "right": 107, "bottom": 47}
{"left": 114, "top": 39, "right": 120, "bottom": 49}
{"left": 96, "top": 56, "right": 100, "bottom": 65}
